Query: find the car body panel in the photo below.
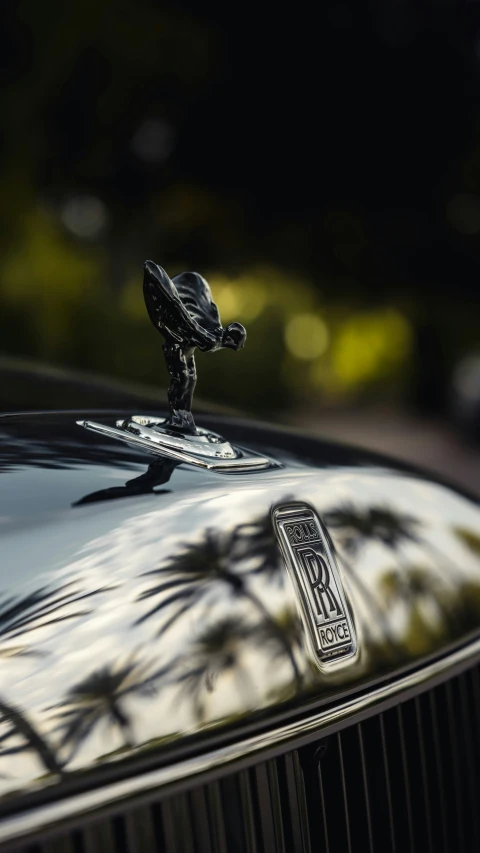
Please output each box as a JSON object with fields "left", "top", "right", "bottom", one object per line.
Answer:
{"left": 0, "top": 410, "right": 479, "bottom": 807}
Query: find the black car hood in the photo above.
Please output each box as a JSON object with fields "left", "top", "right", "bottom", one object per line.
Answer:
{"left": 0, "top": 409, "right": 479, "bottom": 808}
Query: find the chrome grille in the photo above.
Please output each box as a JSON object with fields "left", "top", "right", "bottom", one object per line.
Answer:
{"left": 17, "top": 665, "right": 480, "bottom": 853}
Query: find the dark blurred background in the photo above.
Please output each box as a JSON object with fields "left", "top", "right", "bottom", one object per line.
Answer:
{"left": 2, "top": 0, "right": 480, "bottom": 486}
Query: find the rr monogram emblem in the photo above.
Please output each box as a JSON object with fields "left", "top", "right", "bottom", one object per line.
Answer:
{"left": 273, "top": 505, "right": 357, "bottom": 667}
{"left": 298, "top": 548, "right": 341, "bottom": 620}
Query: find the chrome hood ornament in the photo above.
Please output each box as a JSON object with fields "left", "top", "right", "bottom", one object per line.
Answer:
{"left": 79, "top": 261, "right": 270, "bottom": 471}
{"left": 143, "top": 261, "right": 246, "bottom": 435}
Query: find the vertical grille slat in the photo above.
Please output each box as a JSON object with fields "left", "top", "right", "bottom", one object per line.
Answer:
{"left": 337, "top": 733, "right": 353, "bottom": 853}
{"left": 266, "top": 760, "right": 286, "bottom": 853}
{"left": 414, "top": 696, "right": 434, "bottom": 853}
{"left": 458, "top": 673, "right": 479, "bottom": 849}
{"left": 379, "top": 713, "right": 396, "bottom": 852}
{"left": 122, "top": 805, "right": 158, "bottom": 853}
{"left": 467, "top": 667, "right": 480, "bottom": 763}
{"left": 160, "top": 798, "right": 178, "bottom": 853}
{"left": 161, "top": 794, "right": 195, "bottom": 853}
{"left": 17, "top": 658, "right": 480, "bottom": 853}
{"left": 283, "top": 751, "right": 311, "bottom": 853}
{"left": 357, "top": 723, "right": 375, "bottom": 853}
{"left": 207, "top": 781, "right": 228, "bottom": 853}
{"left": 190, "top": 784, "right": 215, "bottom": 853}
{"left": 316, "top": 752, "right": 331, "bottom": 853}
{"left": 252, "top": 762, "right": 280, "bottom": 853}
{"left": 221, "top": 773, "right": 253, "bottom": 853}
{"left": 238, "top": 769, "right": 259, "bottom": 853}
{"left": 81, "top": 819, "right": 117, "bottom": 853}
{"left": 396, "top": 705, "right": 415, "bottom": 853}
{"left": 470, "top": 664, "right": 480, "bottom": 746}
{"left": 444, "top": 679, "right": 467, "bottom": 852}
{"left": 337, "top": 723, "right": 374, "bottom": 853}
{"left": 428, "top": 688, "right": 449, "bottom": 853}
{"left": 417, "top": 689, "right": 448, "bottom": 853}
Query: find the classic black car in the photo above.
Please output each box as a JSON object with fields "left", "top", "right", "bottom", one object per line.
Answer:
{"left": 0, "top": 263, "right": 479, "bottom": 852}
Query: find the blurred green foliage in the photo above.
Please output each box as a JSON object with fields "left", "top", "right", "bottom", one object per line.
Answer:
{"left": 0, "top": 216, "right": 415, "bottom": 413}
{"left": 0, "top": 1, "right": 479, "bottom": 415}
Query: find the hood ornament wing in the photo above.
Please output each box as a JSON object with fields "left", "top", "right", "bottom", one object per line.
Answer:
{"left": 78, "top": 261, "right": 271, "bottom": 471}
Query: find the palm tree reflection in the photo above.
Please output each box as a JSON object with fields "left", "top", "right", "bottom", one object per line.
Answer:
{"left": 53, "top": 656, "right": 166, "bottom": 761}
{"left": 232, "top": 514, "right": 284, "bottom": 584}
{"left": 315, "top": 505, "right": 398, "bottom": 650}
{"left": 0, "top": 581, "right": 113, "bottom": 775}
{"left": 325, "top": 503, "right": 421, "bottom": 555}
{"left": 454, "top": 526, "right": 480, "bottom": 558}
{"left": 175, "top": 618, "right": 255, "bottom": 722}
{"left": 380, "top": 565, "right": 458, "bottom": 655}
{"left": 0, "top": 696, "right": 63, "bottom": 775}
{"left": 0, "top": 582, "right": 100, "bottom": 653}
{"left": 136, "top": 526, "right": 303, "bottom": 691}
{"left": 252, "top": 607, "right": 303, "bottom": 666}
{"left": 326, "top": 502, "right": 462, "bottom": 582}
{"left": 0, "top": 503, "right": 478, "bottom": 782}
{"left": 326, "top": 503, "right": 480, "bottom": 657}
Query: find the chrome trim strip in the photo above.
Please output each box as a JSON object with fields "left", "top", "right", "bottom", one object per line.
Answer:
{"left": 3, "top": 635, "right": 480, "bottom": 848}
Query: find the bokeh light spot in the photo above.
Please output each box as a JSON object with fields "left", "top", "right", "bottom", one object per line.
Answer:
{"left": 61, "top": 195, "right": 108, "bottom": 240}
{"left": 285, "top": 313, "right": 329, "bottom": 360}
{"left": 332, "top": 309, "right": 411, "bottom": 387}
{"left": 214, "top": 283, "right": 240, "bottom": 321}
{"left": 211, "top": 275, "right": 267, "bottom": 323}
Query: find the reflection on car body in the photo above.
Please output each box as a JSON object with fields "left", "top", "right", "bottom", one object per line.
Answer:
{"left": 0, "top": 264, "right": 479, "bottom": 851}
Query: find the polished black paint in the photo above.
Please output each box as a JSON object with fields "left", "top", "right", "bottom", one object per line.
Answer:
{"left": 0, "top": 408, "right": 479, "bottom": 812}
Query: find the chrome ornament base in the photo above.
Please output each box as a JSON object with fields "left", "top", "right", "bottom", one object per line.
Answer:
{"left": 77, "top": 416, "right": 272, "bottom": 471}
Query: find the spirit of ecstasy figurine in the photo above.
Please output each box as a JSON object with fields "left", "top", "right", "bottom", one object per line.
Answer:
{"left": 143, "top": 260, "right": 246, "bottom": 435}
{"left": 78, "top": 260, "right": 269, "bottom": 470}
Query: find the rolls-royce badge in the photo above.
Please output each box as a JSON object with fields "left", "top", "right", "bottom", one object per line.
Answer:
{"left": 273, "top": 504, "right": 357, "bottom": 667}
